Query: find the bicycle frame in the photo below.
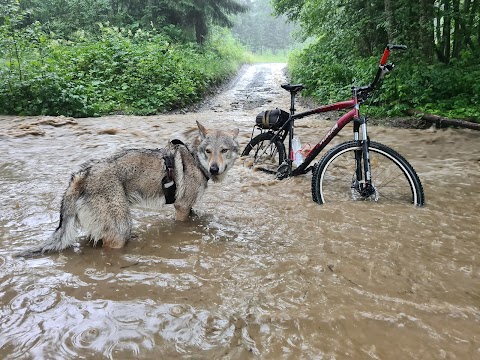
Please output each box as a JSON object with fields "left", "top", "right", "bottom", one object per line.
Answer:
{"left": 289, "top": 96, "right": 361, "bottom": 176}
{"left": 244, "top": 44, "right": 424, "bottom": 205}
{"left": 259, "top": 44, "right": 407, "bottom": 180}
{"left": 260, "top": 88, "right": 364, "bottom": 178}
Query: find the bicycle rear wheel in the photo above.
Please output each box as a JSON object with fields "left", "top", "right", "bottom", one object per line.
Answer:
{"left": 311, "top": 141, "right": 424, "bottom": 205}
{"left": 241, "top": 132, "right": 286, "bottom": 174}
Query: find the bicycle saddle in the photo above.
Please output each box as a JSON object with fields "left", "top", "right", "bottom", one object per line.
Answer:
{"left": 281, "top": 84, "right": 305, "bottom": 93}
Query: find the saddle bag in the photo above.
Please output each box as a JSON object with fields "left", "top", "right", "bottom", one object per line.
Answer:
{"left": 255, "top": 108, "right": 289, "bottom": 130}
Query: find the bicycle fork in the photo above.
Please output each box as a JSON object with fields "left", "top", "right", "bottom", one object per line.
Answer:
{"left": 353, "top": 117, "right": 378, "bottom": 200}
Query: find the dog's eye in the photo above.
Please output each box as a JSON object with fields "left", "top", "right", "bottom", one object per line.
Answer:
{"left": 205, "top": 149, "right": 212, "bottom": 154}
{"left": 221, "top": 149, "right": 229, "bottom": 153}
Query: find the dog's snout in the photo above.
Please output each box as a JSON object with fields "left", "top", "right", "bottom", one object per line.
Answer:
{"left": 210, "top": 164, "right": 219, "bottom": 175}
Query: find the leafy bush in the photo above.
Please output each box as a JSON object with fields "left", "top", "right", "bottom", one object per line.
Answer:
{"left": 0, "top": 24, "right": 248, "bottom": 117}
{"left": 0, "top": 72, "right": 94, "bottom": 116}
{"left": 391, "top": 61, "right": 480, "bottom": 121}
{"left": 288, "top": 39, "right": 480, "bottom": 121}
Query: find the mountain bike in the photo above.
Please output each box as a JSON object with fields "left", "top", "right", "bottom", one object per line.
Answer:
{"left": 242, "top": 44, "right": 425, "bottom": 206}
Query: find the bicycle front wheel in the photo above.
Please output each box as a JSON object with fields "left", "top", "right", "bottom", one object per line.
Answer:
{"left": 241, "top": 132, "right": 286, "bottom": 173}
{"left": 311, "top": 141, "right": 424, "bottom": 206}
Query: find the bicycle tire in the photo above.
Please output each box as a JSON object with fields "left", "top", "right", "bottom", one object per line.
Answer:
{"left": 241, "top": 132, "right": 286, "bottom": 173}
{"left": 311, "top": 141, "right": 425, "bottom": 206}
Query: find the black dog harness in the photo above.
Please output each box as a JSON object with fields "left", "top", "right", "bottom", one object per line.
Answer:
{"left": 162, "top": 150, "right": 176, "bottom": 204}
{"left": 161, "top": 139, "right": 210, "bottom": 204}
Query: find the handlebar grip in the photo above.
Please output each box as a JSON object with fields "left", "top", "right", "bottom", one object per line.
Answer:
{"left": 387, "top": 44, "right": 408, "bottom": 51}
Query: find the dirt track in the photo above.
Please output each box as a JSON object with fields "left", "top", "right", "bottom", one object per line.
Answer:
{"left": 1, "top": 63, "right": 479, "bottom": 359}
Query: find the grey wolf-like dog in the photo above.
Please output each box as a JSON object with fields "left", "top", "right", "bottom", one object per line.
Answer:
{"left": 17, "top": 121, "right": 239, "bottom": 257}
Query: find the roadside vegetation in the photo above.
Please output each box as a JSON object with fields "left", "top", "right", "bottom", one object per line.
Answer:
{"left": 273, "top": 0, "right": 480, "bottom": 122}
{"left": 1, "top": 0, "right": 478, "bottom": 122}
{"left": 0, "top": 25, "right": 249, "bottom": 117}
{"left": 0, "top": 0, "right": 250, "bottom": 117}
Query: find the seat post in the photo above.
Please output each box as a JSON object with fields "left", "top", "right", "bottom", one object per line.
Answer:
{"left": 281, "top": 84, "right": 304, "bottom": 115}
{"left": 290, "top": 91, "right": 296, "bottom": 115}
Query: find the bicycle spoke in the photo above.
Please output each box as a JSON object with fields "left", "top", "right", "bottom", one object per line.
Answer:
{"left": 241, "top": 132, "right": 286, "bottom": 174}
{"left": 312, "top": 141, "right": 424, "bottom": 205}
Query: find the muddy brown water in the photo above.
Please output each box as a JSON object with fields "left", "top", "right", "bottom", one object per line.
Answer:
{"left": 1, "top": 63, "right": 479, "bottom": 359}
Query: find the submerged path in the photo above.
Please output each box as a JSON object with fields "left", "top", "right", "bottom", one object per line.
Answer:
{"left": 0, "top": 63, "right": 479, "bottom": 359}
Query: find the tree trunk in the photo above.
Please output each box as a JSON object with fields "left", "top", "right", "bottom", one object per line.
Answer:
{"left": 406, "top": 109, "right": 480, "bottom": 130}
{"left": 384, "top": 0, "right": 396, "bottom": 42}
{"left": 442, "top": 0, "right": 452, "bottom": 63}
{"left": 435, "top": 5, "right": 442, "bottom": 46}
{"left": 419, "top": 0, "right": 435, "bottom": 61}
{"left": 452, "top": 0, "right": 462, "bottom": 58}
{"left": 193, "top": 11, "right": 208, "bottom": 44}
{"left": 467, "top": 0, "right": 479, "bottom": 50}
{"left": 455, "top": 0, "right": 479, "bottom": 56}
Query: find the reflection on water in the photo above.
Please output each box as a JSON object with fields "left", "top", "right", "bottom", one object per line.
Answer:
{"left": 1, "top": 64, "right": 480, "bottom": 359}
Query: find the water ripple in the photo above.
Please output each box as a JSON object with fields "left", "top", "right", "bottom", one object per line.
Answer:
{"left": 9, "top": 285, "right": 61, "bottom": 313}
{"left": 1, "top": 294, "right": 245, "bottom": 359}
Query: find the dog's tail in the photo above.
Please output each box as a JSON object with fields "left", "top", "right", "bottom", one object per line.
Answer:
{"left": 15, "top": 171, "right": 86, "bottom": 257}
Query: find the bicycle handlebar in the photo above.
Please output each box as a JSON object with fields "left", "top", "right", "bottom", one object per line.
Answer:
{"left": 380, "top": 44, "right": 407, "bottom": 65}
{"left": 387, "top": 44, "right": 408, "bottom": 51}
{"left": 367, "top": 44, "right": 407, "bottom": 91}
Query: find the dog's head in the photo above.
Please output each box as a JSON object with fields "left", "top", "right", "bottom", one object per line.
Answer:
{"left": 195, "top": 121, "right": 239, "bottom": 182}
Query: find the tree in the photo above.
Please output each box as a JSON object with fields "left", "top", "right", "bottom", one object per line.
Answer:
{"left": 232, "top": 0, "right": 295, "bottom": 54}
{"left": 271, "top": 0, "right": 480, "bottom": 63}
{"left": 16, "top": 0, "right": 247, "bottom": 43}
{"left": 183, "top": 0, "right": 248, "bottom": 44}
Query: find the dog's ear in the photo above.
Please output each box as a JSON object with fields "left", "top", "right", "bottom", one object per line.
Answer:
{"left": 231, "top": 128, "right": 239, "bottom": 139}
{"left": 196, "top": 121, "right": 208, "bottom": 139}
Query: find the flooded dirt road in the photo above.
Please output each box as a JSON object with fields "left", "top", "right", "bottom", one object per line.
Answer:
{"left": 1, "top": 63, "right": 479, "bottom": 359}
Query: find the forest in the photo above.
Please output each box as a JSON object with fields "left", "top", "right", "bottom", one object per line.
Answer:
{"left": 0, "top": 0, "right": 479, "bottom": 121}
{"left": 0, "top": 0, "right": 253, "bottom": 116}
{"left": 272, "top": 0, "right": 480, "bottom": 121}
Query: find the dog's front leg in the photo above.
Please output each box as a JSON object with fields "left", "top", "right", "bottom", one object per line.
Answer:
{"left": 174, "top": 204, "right": 191, "bottom": 221}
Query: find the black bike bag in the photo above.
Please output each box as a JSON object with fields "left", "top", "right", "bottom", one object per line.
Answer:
{"left": 255, "top": 108, "right": 289, "bottom": 130}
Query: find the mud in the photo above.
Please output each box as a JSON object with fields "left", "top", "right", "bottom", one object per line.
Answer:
{"left": 1, "top": 63, "right": 479, "bottom": 359}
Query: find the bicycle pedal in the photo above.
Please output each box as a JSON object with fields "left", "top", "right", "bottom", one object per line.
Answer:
{"left": 276, "top": 163, "right": 292, "bottom": 180}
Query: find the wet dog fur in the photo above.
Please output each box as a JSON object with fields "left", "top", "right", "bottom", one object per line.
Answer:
{"left": 16, "top": 121, "right": 239, "bottom": 257}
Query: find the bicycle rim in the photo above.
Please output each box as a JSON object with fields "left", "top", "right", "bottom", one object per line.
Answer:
{"left": 312, "top": 141, "right": 424, "bottom": 205}
{"left": 241, "top": 132, "right": 286, "bottom": 173}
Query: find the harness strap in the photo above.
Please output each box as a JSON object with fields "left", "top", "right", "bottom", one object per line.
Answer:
{"left": 162, "top": 151, "right": 176, "bottom": 204}
{"left": 171, "top": 139, "right": 210, "bottom": 181}
{"left": 161, "top": 139, "right": 210, "bottom": 205}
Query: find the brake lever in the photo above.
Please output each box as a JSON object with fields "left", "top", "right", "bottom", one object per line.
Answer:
{"left": 384, "top": 63, "right": 395, "bottom": 71}
{"left": 378, "top": 63, "right": 392, "bottom": 78}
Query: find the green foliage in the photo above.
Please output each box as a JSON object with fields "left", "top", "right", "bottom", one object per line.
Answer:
{"left": 288, "top": 38, "right": 480, "bottom": 121}
{"left": 18, "top": 0, "right": 111, "bottom": 38}
{"left": 287, "top": 40, "right": 357, "bottom": 103}
{"left": 18, "top": 0, "right": 247, "bottom": 44}
{"left": 392, "top": 60, "right": 480, "bottom": 121}
{"left": 274, "top": 0, "right": 480, "bottom": 63}
{"left": 0, "top": 72, "right": 95, "bottom": 117}
{"left": 274, "top": 0, "right": 480, "bottom": 121}
{"left": 0, "top": 20, "right": 248, "bottom": 116}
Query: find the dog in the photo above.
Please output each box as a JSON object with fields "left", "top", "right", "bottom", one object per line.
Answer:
{"left": 16, "top": 121, "right": 239, "bottom": 257}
